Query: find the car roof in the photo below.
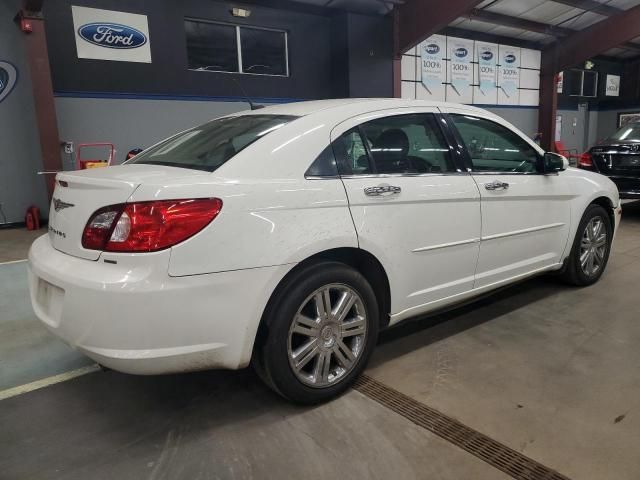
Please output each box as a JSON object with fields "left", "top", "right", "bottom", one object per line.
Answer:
{"left": 230, "top": 98, "right": 488, "bottom": 118}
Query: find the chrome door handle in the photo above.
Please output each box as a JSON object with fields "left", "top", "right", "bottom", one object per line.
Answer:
{"left": 484, "top": 180, "right": 509, "bottom": 191}
{"left": 364, "top": 184, "right": 402, "bottom": 196}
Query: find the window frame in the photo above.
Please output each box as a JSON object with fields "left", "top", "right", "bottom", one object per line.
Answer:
{"left": 445, "top": 113, "right": 544, "bottom": 175}
{"left": 329, "top": 112, "right": 464, "bottom": 178}
{"left": 185, "top": 18, "right": 289, "bottom": 77}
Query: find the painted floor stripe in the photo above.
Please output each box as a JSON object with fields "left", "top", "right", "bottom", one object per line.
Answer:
{"left": 0, "top": 364, "right": 101, "bottom": 401}
{"left": 0, "top": 259, "right": 27, "bottom": 265}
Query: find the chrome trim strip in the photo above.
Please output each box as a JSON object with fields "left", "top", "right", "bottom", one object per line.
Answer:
{"left": 471, "top": 171, "right": 542, "bottom": 176}
{"left": 481, "top": 222, "right": 565, "bottom": 241}
{"left": 340, "top": 171, "right": 467, "bottom": 179}
{"left": 412, "top": 238, "right": 480, "bottom": 253}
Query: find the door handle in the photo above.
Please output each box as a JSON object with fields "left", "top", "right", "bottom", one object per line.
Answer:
{"left": 484, "top": 180, "right": 509, "bottom": 191}
{"left": 364, "top": 184, "right": 402, "bottom": 196}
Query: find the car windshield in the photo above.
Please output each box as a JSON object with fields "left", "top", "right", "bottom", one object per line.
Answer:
{"left": 128, "top": 114, "right": 297, "bottom": 172}
{"left": 608, "top": 123, "right": 640, "bottom": 143}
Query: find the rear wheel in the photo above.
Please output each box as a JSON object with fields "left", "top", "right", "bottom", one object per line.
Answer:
{"left": 561, "top": 204, "right": 612, "bottom": 286}
{"left": 254, "top": 261, "right": 379, "bottom": 404}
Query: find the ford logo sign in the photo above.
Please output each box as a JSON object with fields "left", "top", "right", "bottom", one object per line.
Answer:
{"left": 454, "top": 47, "right": 468, "bottom": 58}
{"left": 0, "top": 61, "right": 18, "bottom": 103}
{"left": 504, "top": 54, "right": 516, "bottom": 64}
{"left": 78, "top": 23, "right": 147, "bottom": 49}
{"left": 481, "top": 51, "right": 493, "bottom": 61}
{"left": 425, "top": 43, "right": 440, "bottom": 55}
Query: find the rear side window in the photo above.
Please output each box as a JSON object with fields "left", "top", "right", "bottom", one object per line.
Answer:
{"left": 305, "top": 145, "right": 339, "bottom": 177}
{"left": 360, "top": 113, "right": 454, "bottom": 174}
{"left": 128, "top": 115, "right": 296, "bottom": 172}
{"left": 332, "top": 113, "right": 454, "bottom": 175}
{"left": 332, "top": 128, "right": 372, "bottom": 175}
{"left": 450, "top": 114, "right": 540, "bottom": 173}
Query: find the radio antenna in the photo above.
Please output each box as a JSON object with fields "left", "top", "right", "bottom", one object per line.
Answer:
{"left": 226, "top": 75, "right": 263, "bottom": 110}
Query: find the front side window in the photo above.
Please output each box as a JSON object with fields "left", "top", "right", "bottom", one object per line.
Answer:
{"left": 128, "top": 115, "right": 296, "bottom": 172}
{"left": 185, "top": 19, "right": 288, "bottom": 76}
{"left": 450, "top": 115, "right": 540, "bottom": 173}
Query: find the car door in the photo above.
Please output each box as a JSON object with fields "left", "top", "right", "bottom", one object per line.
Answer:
{"left": 445, "top": 110, "right": 572, "bottom": 289}
{"left": 331, "top": 109, "right": 481, "bottom": 321}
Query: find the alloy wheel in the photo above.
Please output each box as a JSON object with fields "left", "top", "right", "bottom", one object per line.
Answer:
{"left": 579, "top": 216, "right": 608, "bottom": 277}
{"left": 287, "top": 284, "right": 367, "bottom": 388}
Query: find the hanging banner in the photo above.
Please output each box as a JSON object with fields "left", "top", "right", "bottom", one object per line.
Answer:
{"left": 448, "top": 38, "right": 473, "bottom": 99}
{"left": 420, "top": 35, "right": 446, "bottom": 95}
{"left": 499, "top": 47, "right": 520, "bottom": 102}
{"left": 72, "top": 6, "right": 152, "bottom": 63}
{"left": 476, "top": 43, "right": 497, "bottom": 99}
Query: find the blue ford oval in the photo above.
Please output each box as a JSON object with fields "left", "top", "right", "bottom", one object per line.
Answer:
{"left": 78, "top": 23, "right": 147, "bottom": 49}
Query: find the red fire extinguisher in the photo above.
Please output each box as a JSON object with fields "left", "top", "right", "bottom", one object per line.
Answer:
{"left": 25, "top": 205, "right": 41, "bottom": 230}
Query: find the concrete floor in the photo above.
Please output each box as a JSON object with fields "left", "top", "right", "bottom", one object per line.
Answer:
{"left": 1, "top": 203, "right": 640, "bottom": 479}
{"left": 0, "top": 227, "right": 46, "bottom": 263}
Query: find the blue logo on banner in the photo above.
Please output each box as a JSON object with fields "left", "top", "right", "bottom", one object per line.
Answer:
{"left": 0, "top": 61, "right": 18, "bottom": 103}
{"left": 504, "top": 54, "right": 516, "bottom": 64}
{"left": 425, "top": 44, "right": 440, "bottom": 55}
{"left": 481, "top": 51, "right": 493, "bottom": 61}
{"left": 78, "top": 23, "right": 147, "bottom": 49}
{"left": 454, "top": 47, "right": 468, "bottom": 58}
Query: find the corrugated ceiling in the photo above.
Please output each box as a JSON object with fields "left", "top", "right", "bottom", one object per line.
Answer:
{"left": 287, "top": 0, "right": 640, "bottom": 59}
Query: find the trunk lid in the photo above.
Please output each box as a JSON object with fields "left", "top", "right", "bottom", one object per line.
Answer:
{"left": 48, "top": 165, "right": 210, "bottom": 260}
{"left": 591, "top": 144, "right": 640, "bottom": 175}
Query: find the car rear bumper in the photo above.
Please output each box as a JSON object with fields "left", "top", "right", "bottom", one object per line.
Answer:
{"left": 603, "top": 176, "right": 640, "bottom": 199}
{"left": 28, "top": 234, "right": 291, "bottom": 374}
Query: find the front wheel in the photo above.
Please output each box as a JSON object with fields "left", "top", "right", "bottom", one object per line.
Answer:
{"left": 254, "top": 261, "right": 379, "bottom": 404}
{"left": 561, "top": 204, "right": 612, "bottom": 286}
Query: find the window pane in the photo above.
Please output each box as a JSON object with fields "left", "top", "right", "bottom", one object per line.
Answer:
{"left": 451, "top": 115, "right": 540, "bottom": 173}
{"left": 240, "top": 27, "right": 287, "bottom": 76}
{"left": 583, "top": 71, "right": 597, "bottom": 97}
{"left": 185, "top": 20, "right": 239, "bottom": 73}
{"left": 332, "top": 129, "right": 371, "bottom": 175}
{"left": 128, "top": 115, "right": 296, "bottom": 172}
{"left": 360, "top": 114, "right": 454, "bottom": 174}
{"left": 568, "top": 70, "right": 583, "bottom": 96}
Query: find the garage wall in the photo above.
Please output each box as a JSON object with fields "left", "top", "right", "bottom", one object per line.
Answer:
{"left": 54, "top": 97, "right": 254, "bottom": 167}
{"left": 0, "top": 0, "right": 49, "bottom": 223}
{"left": 43, "top": 0, "right": 335, "bottom": 100}
{"left": 43, "top": 0, "right": 393, "bottom": 170}
{"left": 594, "top": 107, "right": 640, "bottom": 143}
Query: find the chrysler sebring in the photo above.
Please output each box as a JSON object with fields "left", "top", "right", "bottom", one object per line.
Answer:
{"left": 29, "top": 99, "right": 621, "bottom": 403}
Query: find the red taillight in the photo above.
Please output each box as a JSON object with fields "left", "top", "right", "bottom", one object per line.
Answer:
{"left": 578, "top": 152, "right": 593, "bottom": 168}
{"left": 82, "top": 198, "right": 222, "bottom": 252}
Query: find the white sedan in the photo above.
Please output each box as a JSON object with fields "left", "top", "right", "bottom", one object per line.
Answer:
{"left": 29, "top": 99, "right": 621, "bottom": 403}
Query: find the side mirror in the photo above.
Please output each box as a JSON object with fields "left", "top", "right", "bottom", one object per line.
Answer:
{"left": 543, "top": 152, "right": 569, "bottom": 173}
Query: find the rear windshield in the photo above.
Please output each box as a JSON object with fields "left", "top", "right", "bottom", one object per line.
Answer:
{"left": 127, "top": 114, "right": 297, "bottom": 172}
{"left": 608, "top": 123, "right": 640, "bottom": 143}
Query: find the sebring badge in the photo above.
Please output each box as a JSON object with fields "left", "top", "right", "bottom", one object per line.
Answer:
{"left": 53, "top": 198, "right": 75, "bottom": 212}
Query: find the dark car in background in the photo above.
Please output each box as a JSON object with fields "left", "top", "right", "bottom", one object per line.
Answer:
{"left": 579, "top": 122, "right": 640, "bottom": 199}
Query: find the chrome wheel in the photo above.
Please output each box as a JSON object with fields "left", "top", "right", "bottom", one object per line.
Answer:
{"left": 580, "top": 216, "right": 608, "bottom": 277}
{"left": 287, "top": 284, "right": 367, "bottom": 388}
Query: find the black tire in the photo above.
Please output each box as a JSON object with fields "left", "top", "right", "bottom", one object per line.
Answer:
{"left": 253, "top": 261, "right": 379, "bottom": 404}
{"left": 560, "top": 204, "right": 612, "bottom": 286}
